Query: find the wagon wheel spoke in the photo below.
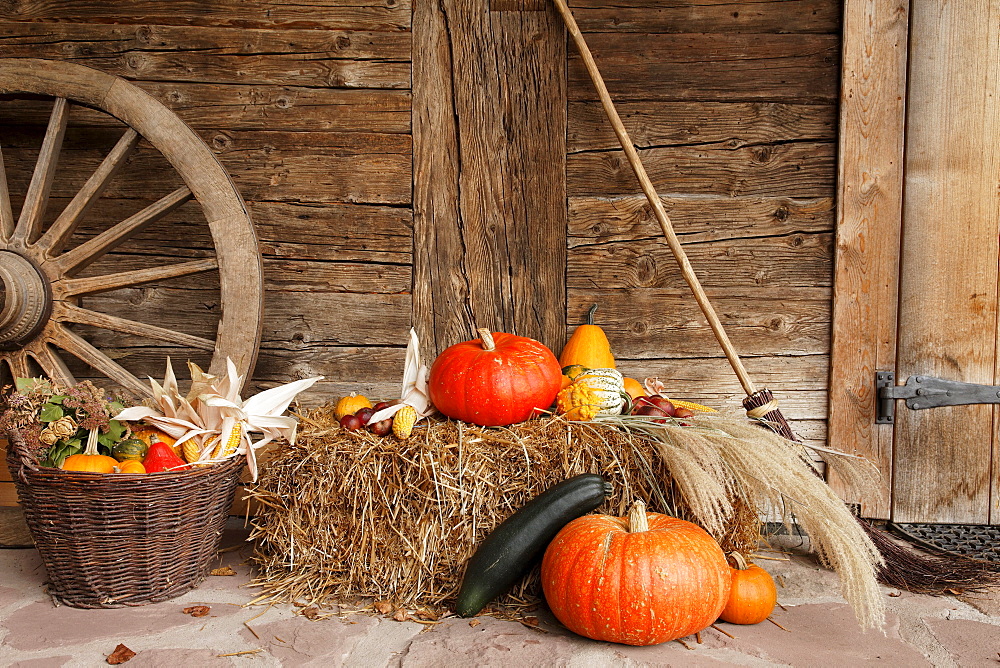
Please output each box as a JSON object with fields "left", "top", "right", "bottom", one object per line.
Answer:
{"left": 12, "top": 97, "right": 69, "bottom": 246}
{"left": 27, "top": 341, "right": 76, "bottom": 387}
{"left": 55, "top": 257, "right": 218, "bottom": 298}
{"left": 49, "top": 322, "right": 150, "bottom": 397}
{"left": 53, "top": 302, "right": 216, "bottom": 351}
{"left": 0, "top": 146, "right": 13, "bottom": 241}
{"left": 48, "top": 186, "right": 193, "bottom": 276}
{"left": 3, "top": 349, "right": 31, "bottom": 383}
{"left": 37, "top": 127, "right": 141, "bottom": 256}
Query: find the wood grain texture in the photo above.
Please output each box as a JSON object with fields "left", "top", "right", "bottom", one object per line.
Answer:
{"left": 0, "top": 86, "right": 412, "bottom": 133}
{"left": 412, "top": 0, "right": 566, "bottom": 355}
{"left": 827, "top": 0, "right": 908, "bottom": 519}
{"left": 568, "top": 233, "right": 833, "bottom": 290}
{"left": 570, "top": 287, "right": 831, "bottom": 358}
{"left": 568, "top": 141, "right": 836, "bottom": 198}
{"left": 0, "top": 0, "right": 412, "bottom": 31}
{"left": 568, "top": 0, "right": 840, "bottom": 34}
{"left": 892, "top": 0, "right": 1000, "bottom": 525}
{"left": 0, "top": 22, "right": 410, "bottom": 89}
{"left": 568, "top": 33, "right": 839, "bottom": 103}
{"left": 568, "top": 100, "right": 836, "bottom": 152}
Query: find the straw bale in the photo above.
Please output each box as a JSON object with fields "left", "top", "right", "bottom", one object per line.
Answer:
{"left": 247, "top": 410, "right": 758, "bottom": 610}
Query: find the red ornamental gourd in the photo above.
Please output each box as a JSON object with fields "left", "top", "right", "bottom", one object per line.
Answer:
{"left": 541, "top": 500, "right": 731, "bottom": 646}
{"left": 142, "top": 440, "right": 190, "bottom": 473}
{"left": 718, "top": 552, "right": 778, "bottom": 625}
{"left": 427, "top": 328, "right": 562, "bottom": 427}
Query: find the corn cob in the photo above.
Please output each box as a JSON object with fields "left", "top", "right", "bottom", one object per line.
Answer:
{"left": 392, "top": 405, "right": 417, "bottom": 439}
{"left": 211, "top": 423, "right": 243, "bottom": 459}
{"left": 182, "top": 438, "right": 203, "bottom": 464}
{"left": 669, "top": 399, "right": 717, "bottom": 413}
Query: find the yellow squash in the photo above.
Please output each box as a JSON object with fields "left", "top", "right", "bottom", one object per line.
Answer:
{"left": 559, "top": 304, "right": 615, "bottom": 371}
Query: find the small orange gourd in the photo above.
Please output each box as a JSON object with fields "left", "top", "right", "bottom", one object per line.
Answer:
{"left": 334, "top": 393, "right": 373, "bottom": 420}
{"left": 718, "top": 552, "right": 778, "bottom": 625}
{"left": 114, "top": 460, "right": 147, "bottom": 475}
{"left": 623, "top": 377, "right": 645, "bottom": 400}
{"left": 559, "top": 304, "right": 615, "bottom": 371}
{"left": 62, "top": 431, "right": 118, "bottom": 474}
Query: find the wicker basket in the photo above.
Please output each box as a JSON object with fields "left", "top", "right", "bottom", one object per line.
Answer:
{"left": 5, "top": 429, "right": 243, "bottom": 608}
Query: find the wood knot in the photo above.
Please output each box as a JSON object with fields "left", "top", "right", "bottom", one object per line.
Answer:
{"left": 774, "top": 206, "right": 790, "bottom": 222}
{"left": 336, "top": 36, "right": 351, "bottom": 49}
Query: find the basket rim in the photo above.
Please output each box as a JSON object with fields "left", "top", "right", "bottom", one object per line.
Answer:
{"left": 5, "top": 426, "right": 244, "bottom": 483}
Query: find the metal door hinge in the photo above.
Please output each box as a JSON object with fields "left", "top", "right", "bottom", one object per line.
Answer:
{"left": 876, "top": 371, "right": 1000, "bottom": 423}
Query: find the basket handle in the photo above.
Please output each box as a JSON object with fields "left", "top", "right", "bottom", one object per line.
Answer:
{"left": 4, "top": 429, "right": 40, "bottom": 476}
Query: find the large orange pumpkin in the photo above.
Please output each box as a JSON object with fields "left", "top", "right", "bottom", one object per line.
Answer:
{"left": 428, "top": 328, "right": 562, "bottom": 427}
{"left": 541, "top": 501, "right": 731, "bottom": 646}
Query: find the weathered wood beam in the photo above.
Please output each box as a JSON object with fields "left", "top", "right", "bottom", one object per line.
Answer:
{"left": 412, "top": 0, "right": 567, "bottom": 355}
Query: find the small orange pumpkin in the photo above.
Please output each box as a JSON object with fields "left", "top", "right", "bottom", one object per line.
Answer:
{"left": 114, "top": 460, "right": 147, "bottom": 475}
{"left": 718, "top": 552, "right": 778, "bottom": 625}
{"left": 622, "top": 377, "right": 645, "bottom": 400}
{"left": 62, "top": 431, "right": 118, "bottom": 474}
{"left": 334, "top": 393, "right": 372, "bottom": 420}
{"left": 131, "top": 424, "right": 181, "bottom": 459}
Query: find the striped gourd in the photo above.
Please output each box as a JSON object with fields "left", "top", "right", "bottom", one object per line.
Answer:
{"left": 571, "top": 368, "right": 629, "bottom": 416}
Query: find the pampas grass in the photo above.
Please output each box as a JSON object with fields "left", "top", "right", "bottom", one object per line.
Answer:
{"left": 602, "top": 412, "right": 885, "bottom": 630}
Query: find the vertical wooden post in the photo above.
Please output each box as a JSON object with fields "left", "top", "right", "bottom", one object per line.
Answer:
{"left": 828, "top": 0, "right": 909, "bottom": 518}
{"left": 412, "top": 0, "right": 567, "bottom": 356}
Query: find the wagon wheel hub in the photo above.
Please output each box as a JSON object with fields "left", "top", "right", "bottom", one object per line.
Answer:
{"left": 0, "top": 250, "right": 51, "bottom": 350}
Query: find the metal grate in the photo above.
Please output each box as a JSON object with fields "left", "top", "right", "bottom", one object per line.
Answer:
{"left": 889, "top": 523, "right": 1000, "bottom": 564}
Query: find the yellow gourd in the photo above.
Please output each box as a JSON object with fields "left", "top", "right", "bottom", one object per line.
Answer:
{"left": 559, "top": 304, "right": 615, "bottom": 371}
{"left": 555, "top": 383, "right": 601, "bottom": 421}
{"left": 334, "top": 393, "right": 372, "bottom": 420}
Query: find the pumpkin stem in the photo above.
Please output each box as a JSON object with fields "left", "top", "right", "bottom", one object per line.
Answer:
{"left": 586, "top": 303, "right": 598, "bottom": 325}
{"left": 628, "top": 499, "right": 649, "bottom": 532}
{"left": 476, "top": 328, "right": 496, "bottom": 351}
{"left": 727, "top": 551, "right": 749, "bottom": 570}
{"left": 83, "top": 429, "right": 100, "bottom": 456}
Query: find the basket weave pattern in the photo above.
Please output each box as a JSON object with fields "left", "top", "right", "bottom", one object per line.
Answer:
{"left": 6, "top": 429, "right": 242, "bottom": 608}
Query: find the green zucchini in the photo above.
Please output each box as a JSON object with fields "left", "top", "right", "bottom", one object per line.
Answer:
{"left": 455, "top": 473, "right": 612, "bottom": 617}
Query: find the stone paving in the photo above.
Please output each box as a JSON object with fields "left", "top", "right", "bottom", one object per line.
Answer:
{"left": 0, "top": 522, "right": 998, "bottom": 667}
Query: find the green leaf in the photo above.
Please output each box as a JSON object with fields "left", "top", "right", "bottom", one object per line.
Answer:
{"left": 49, "top": 395, "right": 67, "bottom": 405}
{"left": 38, "top": 404, "right": 64, "bottom": 422}
{"left": 105, "top": 419, "right": 125, "bottom": 441}
{"left": 108, "top": 401, "right": 125, "bottom": 415}
{"left": 14, "top": 377, "right": 35, "bottom": 391}
{"left": 43, "top": 440, "right": 82, "bottom": 468}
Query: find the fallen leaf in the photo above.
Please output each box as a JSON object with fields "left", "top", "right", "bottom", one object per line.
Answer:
{"left": 374, "top": 600, "right": 394, "bottom": 615}
{"left": 183, "top": 606, "right": 211, "bottom": 618}
{"left": 107, "top": 644, "right": 136, "bottom": 665}
{"left": 210, "top": 566, "right": 237, "bottom": 576}
{"left": 293, "top": 601, "right": 307, "bottom": 608}
{"left": 468, "top": 619, "right": 480, "bottom": 628}
{"left": 415, "top": 610, "right": 439, "bottom": 621}
{"left": 392, "top": 609, "right": 409, "bottom": 622}
{"left": 521, "top": 616, "right": 539, "bottom": 627}
{"left": 301, "top": 606, "right": 321, "bottom": 620}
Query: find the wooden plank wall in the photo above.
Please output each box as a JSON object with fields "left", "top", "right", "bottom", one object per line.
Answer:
{"left": 566, "top": 0, "right": 840, "bottom": 447}
{"left": 0, "top": 0, "right": 841, "bottom": 463}
{"left": 0, "top": 1, "right": 415, "bottom": 405}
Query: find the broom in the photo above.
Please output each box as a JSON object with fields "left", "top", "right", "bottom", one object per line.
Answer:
{"left": 550, "top": 0, "right": 998, "bottom": 593}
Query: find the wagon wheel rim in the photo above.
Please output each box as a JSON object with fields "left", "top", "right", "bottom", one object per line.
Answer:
{"left": 0, "top": 58, "right": 263, "bottom": 397}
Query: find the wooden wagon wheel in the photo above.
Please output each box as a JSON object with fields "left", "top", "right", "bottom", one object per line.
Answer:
{"left": 0, "top": 58, "right": 263, "bottom": 397}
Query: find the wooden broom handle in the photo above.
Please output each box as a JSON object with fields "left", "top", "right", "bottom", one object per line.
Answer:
{"left": 551, "top": 0, "right": 757, "bottom": 396}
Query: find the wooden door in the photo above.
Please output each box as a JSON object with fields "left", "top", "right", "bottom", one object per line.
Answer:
{"left": 831, "top": 0, "right": 1000, "bottom": 524}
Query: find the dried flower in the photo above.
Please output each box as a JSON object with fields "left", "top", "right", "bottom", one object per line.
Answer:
{"left": 49, "top": 416, "right": 77, "bottom": 440}
{"left": 38, "top": 428, "right": 58, "bottom": 446}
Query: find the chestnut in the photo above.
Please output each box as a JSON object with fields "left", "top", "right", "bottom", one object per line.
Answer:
{"left": 355, "top": 407, "right": 375, "bottom": 425}
{"left": 673, "top": 406, "right": 696, "bottom": 418}
{"left": 633, "top": 405, "right": 669, "bottom": 423}
{"left": 340, "top": 414, "right": 363, "bottom": 431}
{"left": 368, "top": 418, "right": 392, "bottom": 437}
